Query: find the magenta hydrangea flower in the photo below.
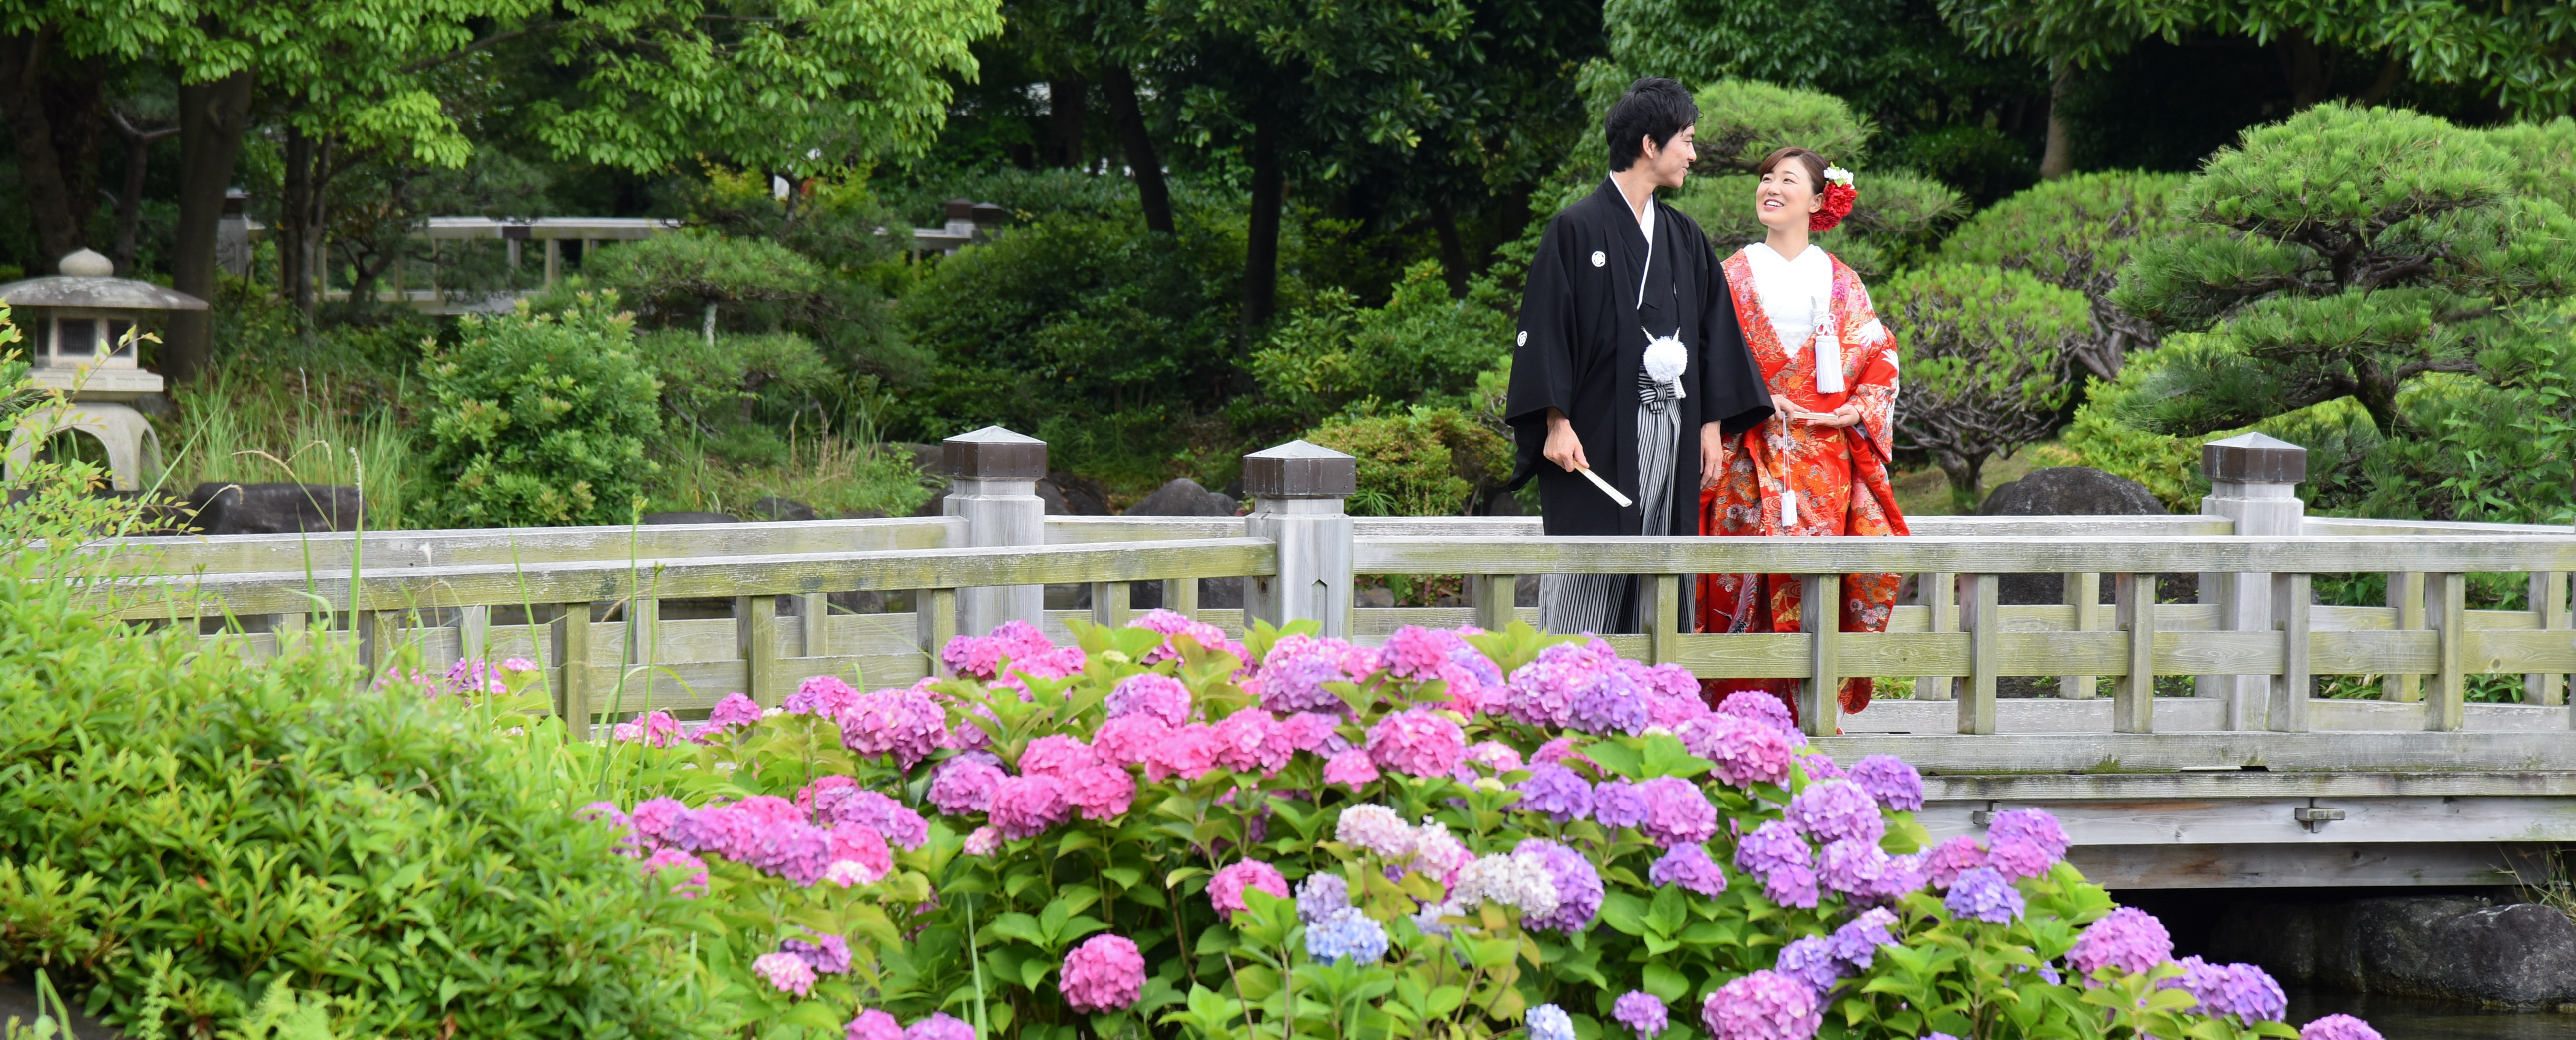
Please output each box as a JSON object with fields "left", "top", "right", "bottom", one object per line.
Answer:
{"left": 1381, "top": 625, "right": 1454, "bottom": 680}
{"left": 1142, "top": 723, "right": 1222, "bottom": 783}
{"left": 639, "top": 848, "right": 708, "bottom": 897}
{"left": 2068, "top": 907, "right": 2173, "bottom": 980}
{"left": 1513, "top": 838, "right": 1603, "bottom": 935}
{"left": 1944, "top": 867, "right": 2025, "bottom": 923}
{"left": 1846, "top": 755, "right": 1924, "bottom": 810}
{"left": 1923, "top": 835, "right": 1988, "bottom": 889}
{"left": 1090, "top": 713, "right": 1169, "bottom": 768}
{"left": 1717, "top": 690, "right": 1798, "bottom": 733}
{"left": 2301, "top": 1015, "right": 2383, "bottom": 1040}
{"left": 1019, "top": 734, "right": 1101, "bottom": 778}
{"left": 813, "top": 788, "right": 930, "bottom": 850}
{"left": 1786, "top": 779, "right": 1885, "bottom": 845}
{"left": 2161, "top": 957, "right": 2287, "bottom": 1022}
{"left": 702, "top": 692, "right": 767, "bottom": 734}
{"left": 1059, "top": 933, "right": 1145, "bottom": 1013}
{"left": 1702, "top": 969, "right": 1822, "bottom": 1040}
{"left": 1105, "top": 672, "right": 1193, "bottom": 726}
{"left": 1278, "top": 711, "right": 1344, "bottom": 755}
{"left": 785, "top": 675, "right": 863, "bottom": 716}
{"left": 781, "top": 932, "right": 852, "bottom": 975}
{"left": 988, "top": 775, "right": 1070, "bottom": 839}
{"left": 1514, "top": 764, "right": 1595, "bottom": 822}
{"left": 1367, "top": 709, "right": 1466, "bottom": 778}
{"left": 1827, "top": 907, "right": 1900, "bottom": 969}
{"left": 904, "top": 1013, "right": 975, "bottom": 1040}
{"left": 627, "top": 797, "right": 691, "bottom": 846}
{"left": 1774, "top": 935, "right": 1844, "bottom": 995}
{"left": 837, "top": 690, "right": 949, "bottom": 768}
{"left": 1061, "top": 765, "right": 1136, "bottom": 821}
{"left": 1637, "top": 776, "right": 1719, "bottom": 846}
{"left": 826, "top": 825, "right": 894, "bottom": 884}
{"left": 1680, "top": 713, "right": 1798, "bottom": 788}
{"left": 1212, "top": 710, "right": 1295, "bottom": 775}
{"left": 1208, "top": 860, "right": 1290, "bottom": 922}
{"left": 927, "top": 756, "right": 1007, "bottom": 815}
{"left": 1613, "top": 990, "right": 1670, "bottom": 1040}
{"left": 753, "top": 951, "right": 816, "bottom": 996}
{"left": 1259, "top": 634, "right": 1359, "bottom": 714}
{"left": 1323, "top": 749, "right": 1381, "bottom": 788}
{"left": 1127, "top": 609, "right": 1248, "bottom": 665}
{"left": 1594, "top": 780, "right": 1651, "bottom": 829}
{"left": 1648, "top": 843, "right": 1730, "bottom": 896}
{"left": 844, "top": 1009, "right": 902, "bottom": 1040}
{"left": 1645, "top": 690, "right": 1712, "bottom": 730}
{"left": 613, "top": 710, "right": 683, "bottom": 746}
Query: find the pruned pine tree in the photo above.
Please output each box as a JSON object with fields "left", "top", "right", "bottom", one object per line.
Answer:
{"left": 1939, "top": 171, "right": 2187, "bottom": 380}
{"left": 1883, "top": 263, "right": 2091, "bottom": 507}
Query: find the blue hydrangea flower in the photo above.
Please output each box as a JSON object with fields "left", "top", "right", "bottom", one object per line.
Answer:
{"left": 1304, "top": 908, "right": 1389, "bottom": 965}
{"left": 1526, "top": 1003, "right": 1577, "bottom": 1040}
{"left": 1775, "top": 935, "right": 1845, "bottom": 995}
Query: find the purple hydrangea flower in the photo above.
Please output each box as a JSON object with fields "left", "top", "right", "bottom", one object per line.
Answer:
{"left": 1846, "top": 755, "right": 1924, "bottom": 811}
{"left": 1500, "top": 641, "right": 1623, "bottom": 728}
{"left": 1985, "top": 838, "right": 2058, "bottom": 880}
{"left": 2300, "top": 1015, "right": 2383, "bottom": 1040}
{"left": 1682, "top": 712, "right": 1799, "bottom": 789}
{"left": 2162, "top": 957, "right": 2287, "bottom": 1022}
{"left": 1636, "top": 775, "right": 1718, "bottom": 846}
{"left": 1701, "top": 969, "right": 1821, "bottom": 1040}
{"left": 1105, "top": 672, "right": 1192, "bottom": 726}
{"left": 1734, "top": 819, "right": 1813, "bottom": 880}
{"left": 1717, "top": 690, "right": 1797, "bottom": 734}
{"left": 1986, "top": 808, "right": 2070, "bottom": 859}
{"left": 837, "top": 690, "right": 949, "bottom": 768}
{"left": 1526, "top": 1003, "right": 1577, "bottom": 1040}
{"left": 1514, "top": 764, "right": 1595, "bottom": 822}
{"left": 2068, "top": 907, "right": 2173, "bottom": 981}
{"left": 814, "top": 788, "right": 930, "bottom": 850}
{"left": 1827, "top": 907, "right": 1900, "bottom": 970}
{"left": 1786, "top": 779, "right": 1885, "bottom": 845}
{"left": 1567, "top": 662, "right": 1653, "bottom": 735}
{"left": 1296, "top": 873, "right": 1350, "bottom": 924}
{"left": 926, "top": 755, "right": 1007, "bottom": 815}
{"left": 1798, "top": 753, "right": 1845, "bottom": 781}
{"left": 1944, "top": 867, "right": 2025, "bottom": 924}
{"left": 1923, "top": 835, "right": 1988, "bottom": 889}
{"left": 1512, "top": 838, "right": 1603, "bottom": 934}
{"left": 1647, "top": 843, "right": 1729, "bottom": 896}
{"left": 1613, "top": 990, "right": 1670, "bottom": 1040}
{"left": 1259, "top": 635, "right": 1358, "bottom": 714}
{"left": 904, "top": 1014, "right": 975, "bottom": 1040}
{"left": 1594, "top": 780, "right": 1650, "bottom": 828}
{"left": 1817, "top": 837, "right": 1896, "bottom": 898}
{"left": 781, "top": 932, "right": 852, "bottom": 975}
{"left": 1775, "top": 935, "right": 1844, "bottom": 995}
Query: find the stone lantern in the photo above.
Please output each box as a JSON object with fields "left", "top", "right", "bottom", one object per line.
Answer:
{"left": 0, "top": 248, "right": 205, "bottom": 490}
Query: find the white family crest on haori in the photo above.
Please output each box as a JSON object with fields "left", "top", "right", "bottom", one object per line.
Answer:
{"left": 1591, "top": 250, "right": 1606, "bottom": 267}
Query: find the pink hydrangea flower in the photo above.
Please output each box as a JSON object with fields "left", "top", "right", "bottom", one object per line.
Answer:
{"left": 1059, "top": 934, "right": 1146, "bottom": 1013}
{"left": 1465, "top": 741, "right": 1524, "bottom": 774}
{"left": 1091, "top": 713, "right": 1171, "bottom": 768}
{"left": 927, "top": 756, "right": 1007, "bottom": 815}
{"left": 1323, "top": 749, "right": 1381, "bottom": 788}
{"left": 1701, "top": 969, "right": 1821, "bottom": 1040}
{"left": 612, "top": 710, "right": 683, "bottom": 746}
{"left": 628, "top": 797, "right": 692, "bottom": 847}
{"left": 1923, "top": 835, "right": 1989, "bottom": 889}
{"left": 1275, "top": 711, "right": 1343, "bottom": 755}
{"left": 1061, "top": 765, "right": 1136, "bottom": 821}
{"left": 1333, "top": 805, "right": 1413, "bottom": 859}
{"left": 1677, "top": 713, "right": 1797, "bottom": 788}
{"left": 1380, "top": 626, "right": 1453, "bottom": 680}
{"left": 1211, "top": 710, "right": 1294, "bottom": 775}
{"left": 1127, "top": 609, "right": 1248, "bottom": 665}
{"left": 1367, "top": 709, "right": 1466, "bottom": 778}
{"left": 1020, "top": 734, "right": 1101, "bottom": 778}
{"left": 753, "top": 951, "right": 816, "bottom": 996}
{"left": 810, "top": 788, "right": 929, "bottom": 850}
{"left": 1208, "top": 859, "right": 1290, "bottom": 921}
{"left": 1143, "top": 723, "right": 1221, "bottom": 783}
{"left": 844, "top": 1009, "right": 903, "bottom": 1040}
{"left": 962, "top": 826, "right": 1002, "bottom": 856}
{"left": 2301, "top": 1015, "right": 2382, "bottom": 1040}
{"left": 989, "top": 775, "right": 1069, "bottom": 839}
{"left": 639, "top": 848, "right": 708, "bottom": 898}
{"left": 826, "top": 825, "right": 893, "bottom": 883}
{"left": 904, "top": 1013, "right": 975, "bottom": 1040}
{"left": 1716, "top": 690, "right": 1798, "bottom": 733}
{"left": 838, "top": 690, "right": 949, "bottom": 768}
{"left": 2069, "top": 907, "right": 2174, "bottom": 980}
{"left": 785, "top": 675, "right": 863, "bottom": 717}
{"left": 702, "top": 692, "right": 766, "bottom": 732}
{"left": 1105, "top": 672, "right": 1193, "bottom": 726}
{"left": 1636, "top": 776, "right": 1719, "bottom": 846}
{"left": 1258, "top": 634, "right": 1358, "bottom": 714}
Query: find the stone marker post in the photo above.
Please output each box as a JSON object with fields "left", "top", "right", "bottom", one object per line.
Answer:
{"left": 2197, "top": 432, "right": 2307, "bottom": 729}
{"left": 944, "top": 426, "right": 1048, "bottom": 637}
{"left": 1242, "top": 441, "right": 1357, "bottom": 639}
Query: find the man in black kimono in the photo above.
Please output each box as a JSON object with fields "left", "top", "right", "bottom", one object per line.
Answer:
{"left": 1504, "top": 77, "right": 1773, "bottom": 634}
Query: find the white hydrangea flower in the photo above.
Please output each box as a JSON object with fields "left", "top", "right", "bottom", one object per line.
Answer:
{"left": 1453, "top": 852, "right": 1560, "bottom": 919}
{"left": 1334, "top": 804, "right": 1415, "bottom": 859}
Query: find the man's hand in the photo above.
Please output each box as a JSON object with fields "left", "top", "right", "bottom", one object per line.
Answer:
{"left": 1700, "top": 422, "right": 1729, "bottom": 489}
{"left": 1543, "top": 408, "right": 1589, "bottom": 473}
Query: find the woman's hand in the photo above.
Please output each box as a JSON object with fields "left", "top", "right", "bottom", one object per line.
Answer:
{"left": 1700, "top": 422, "right": 1728, "bottom": 489}
{"left": 1543, "top": 408, "right": 1590, "bottom": 472}
{"left": 1786, "top": 403, "right": 1863, "bottom": 429}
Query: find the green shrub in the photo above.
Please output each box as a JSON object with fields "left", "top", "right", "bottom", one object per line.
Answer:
{"left": 1250, "top": 261, "right": 1513, "bottom": 425}
{"left": 0, "top": 364, "right": 712, "bottom": 1040}
{"left": 414, "top": 295, "right": 663, "bottom": 527}
{"left": 1939, "top": 171, "right": 2188, "bottom": 379}
{"left": 1668, "top": 80, "right": 1964, "bottom": 277}
{"left": 638, "top": 330, "right": 840, "bottom": 465}
{"left": 1302, "top": 406, "right": 1510, "bottom": 516}
{"left": 1882, "top": 263, "right": 2092, "bottom": 507}
{"left": 566, "top": 229, "right": 922, "bottom": 384}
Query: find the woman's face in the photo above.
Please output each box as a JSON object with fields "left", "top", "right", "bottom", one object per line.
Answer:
{"left": 1756, "top": 163, "right": 1822, "bottom": 232}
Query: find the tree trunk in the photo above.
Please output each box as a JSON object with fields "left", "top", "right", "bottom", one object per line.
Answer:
{"left": 1934, "top": 447, "right": 1986, "bottom": 512}
{"left": 111, "top": 114, "right": 177, "bottom": 275}
{"left": 1431, "top": 198, "right": 1469, "bottom": 299}
{"left": 2360, "top": 53, "right": 2403, "bottom": 105}
{"left": 281, "top": 125, "right": 316, "bottom": 325}
{"left": 165, "top": 67, "right": 254, "bottom": 383}
{"left": 1099, "top": 64, "right": 1172, "bottom": 234}
{"left": 0, "top": 30, "right": 87, "bottom": 265}
{"left": 2278, "top": 29, "right": 2329, "bottom": 109}
{"left": 1046, "top": 73, "right": 1087, "bottom": 168}
{"left": 2037, "top": 56, "right": 2074, "bottom": 181}
{"left": 1241, "top": 117, "right": 1283, "bottom": 338}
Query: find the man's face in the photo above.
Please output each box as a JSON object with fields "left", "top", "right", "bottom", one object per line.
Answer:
{"left": 1641, "top": 124, "right": 1697, "bottom": 190}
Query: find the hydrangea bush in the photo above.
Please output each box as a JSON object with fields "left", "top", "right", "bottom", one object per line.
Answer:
{"left": 576, "top": 613, "right": 2370, "bottom": 1040}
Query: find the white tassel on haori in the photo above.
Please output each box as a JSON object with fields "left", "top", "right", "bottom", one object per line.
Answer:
{"left": 1811, "top": 297, "right": 1845, "bottom": 395}
{"left": 1644, "top": 333, "right": 1689, "bottom": 398}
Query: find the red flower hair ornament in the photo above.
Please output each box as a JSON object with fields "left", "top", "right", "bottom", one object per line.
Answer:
{"left": 1811, "top": 166, "right": 1857, "bottom": 232}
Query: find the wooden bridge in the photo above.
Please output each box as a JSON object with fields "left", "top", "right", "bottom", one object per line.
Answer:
{"left": 101, "top": 428, "right": 2576, "bottom": 891}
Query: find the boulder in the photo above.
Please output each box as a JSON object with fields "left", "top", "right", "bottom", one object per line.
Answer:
{"left": 750, "top": 496, "right": 818, "bottom": 522}
{"left": 1043, "top": 471, "right": 1112, "bottom": 516}
{"left": 1126, "top": 478, "right": 1241, "bottom": 517}
{"left": 641, "top": 511, "right": 739, "bottom": 525}
{"left": 2213, "top": 895, "right": 2576, "bottom": 1008}
{"left": 186, "top": 482, "right": 364, "bottom": 535}
{"left": 1980, "top": 466, "right": 2166, "bottom": 517}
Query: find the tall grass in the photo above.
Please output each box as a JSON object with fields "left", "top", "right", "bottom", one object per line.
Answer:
{"left": 645, "top": 402, "right": 933, "bottom": 518}
{"left": 159, "top": 366, "right": 423, "bottom": 528}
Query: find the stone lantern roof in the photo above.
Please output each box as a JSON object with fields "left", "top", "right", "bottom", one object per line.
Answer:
{"left": 0, "top": 249, "right": 208, "bottom": 312}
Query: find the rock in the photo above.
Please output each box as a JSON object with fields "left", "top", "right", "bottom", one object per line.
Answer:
{"left": 1035, "top": 483, "right": 1070, "bottom": 516}
{"left": 641, "top": 511, "right": 739, "bottom": 525}
{"left": 1980, "top": 466, "right": 2166, "bottom": 517}
{"left": 896, "top": 442, "right": 942, "bottom": 475}
{"left": 1356, "top": 586, "right": 1397, "bottom": 609}
{"left": 913, "top": 488, "right": 949, "bottom": 517}
{"left": 186, "top": 482, "right": 363, "bottom": 535}
{"left": 1126, "top": 478, "right": 1240, "bottom": 517}
{"left": 750, "top": 496, "right": 817, "bottom": 522}
{"left": 2212, "top": 895, "right": 2576, "bottom": 1008}
{"left": 1044, "top": 471, "right": 1112, "bottom": 516}
{"left": 0, "top": 971, "right": 124, "bottom": 1039}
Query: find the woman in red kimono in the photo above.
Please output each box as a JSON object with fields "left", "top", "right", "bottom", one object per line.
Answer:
{"left": 1696, "top": 147, "right": 1908, "bottom": 722}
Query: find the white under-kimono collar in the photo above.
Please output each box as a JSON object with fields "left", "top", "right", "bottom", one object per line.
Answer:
{"left": 1740, "top": 242, "right": 1842, "bottom": 393}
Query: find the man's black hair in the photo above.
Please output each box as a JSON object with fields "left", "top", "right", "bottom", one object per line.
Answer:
{"left": 1606, "top": 78, "right": 1698, "bottom": 172}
